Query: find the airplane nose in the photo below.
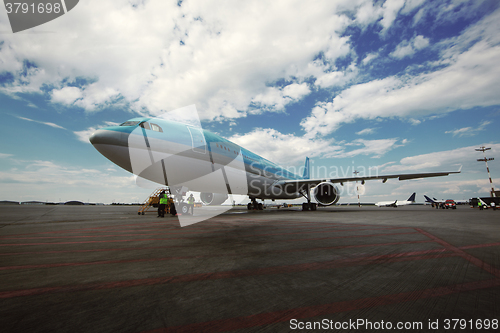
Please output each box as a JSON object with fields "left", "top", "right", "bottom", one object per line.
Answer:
{"left": 89, "top": 129, "right": 132, "bottom": 172}
{"left": 89, "top": 129, "right": 128, "bottom": 146}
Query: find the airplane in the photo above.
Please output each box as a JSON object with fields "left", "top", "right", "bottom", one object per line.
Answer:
{"left": 424, "top": 195, "right": 445, "bottom": 205}
{"left": 89, "top": 116, "right": 461, "bottom": 213}
{"left": 375, "top": 193, "right": 416, "bottom": 207}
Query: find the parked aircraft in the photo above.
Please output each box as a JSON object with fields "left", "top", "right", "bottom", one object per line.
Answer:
{"left": 375, "top": 193, "right": 416, "bottom": 207}
{"left": 89, "top": 117, "right": 461, "bottom": 212}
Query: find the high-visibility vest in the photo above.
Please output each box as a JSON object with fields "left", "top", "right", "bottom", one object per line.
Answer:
{"left": 187, "top": 196, "right": 195, "bottom": 204}
{"left": 159, "top": 194, "right": 169, "bottom": 205}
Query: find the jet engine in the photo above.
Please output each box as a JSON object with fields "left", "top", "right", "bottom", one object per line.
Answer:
{"left": 200, "top": 193, "right": 229, "bottom": 205}
{"left": 313, "top": 182, "right": 340, "bottom": 206}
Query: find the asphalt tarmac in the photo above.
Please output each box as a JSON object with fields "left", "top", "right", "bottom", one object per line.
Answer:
{"left": 0, "top": 204, "right": 499, "bottom": 332}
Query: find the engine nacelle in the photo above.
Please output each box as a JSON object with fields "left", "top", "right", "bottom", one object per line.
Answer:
{"left": 200, "top": 193, "right": 229, "bottom": 205}
{"left": 313, "top": 182, "right": 340, "bottom": 206}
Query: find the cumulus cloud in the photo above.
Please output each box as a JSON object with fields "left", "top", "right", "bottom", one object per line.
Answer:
{"left": 251, "top": 83, "right": 311, "bottom": 111}
{"left": 0, "top": 0, "right": 356, "bottom": 120}
{"left": 301, "top": 9, "right": 500, "bottom": 137}
{"left": 390, "top": 35, "right": 429, "bottom": 59}
{"left": 382, "top": 143, "right": 500, "bottom": 173}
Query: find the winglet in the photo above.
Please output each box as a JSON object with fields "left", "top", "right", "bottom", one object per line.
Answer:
{"left": 302, "top": 157, "right": 310, "bottom": 179}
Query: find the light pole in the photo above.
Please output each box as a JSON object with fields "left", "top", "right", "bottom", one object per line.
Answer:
{"left": 475, "top": 146, "right": 496, "bottom": 197}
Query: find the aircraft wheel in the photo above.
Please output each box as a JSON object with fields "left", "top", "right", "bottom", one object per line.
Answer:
{"left": 311, "top": 203, "right": 317, "bottom": 211}
{"left": 302, "top": 203, "right": 309, "bottom": 211}
{"left": 138, "top": 212, "right": 141, "bottom": 215}
{"left": 180, "top": 203, "right": 189, "bottom": 215}
{"left": 142, "top": 212, "right": 144, "bottom": 215}
{"left": 258, "top": 203, "right": 263, "bottom": 210}
{"left": 247, "top": 203, "right": 252, "bottom": 210}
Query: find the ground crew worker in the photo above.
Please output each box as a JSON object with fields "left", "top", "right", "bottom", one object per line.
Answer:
{"left": 158, "top": 190, "right": 169, "bottom": 217}
{"left": 187, "top": 193, "right": 195, "bottom": 215}
{"left": 491, "top": 201, "right": 496, "bottom": 211}
{"left": 478, "top": 200, "right": 483, "bottom": 210}
{"left": 169, "top": 197, "right": 177, "bottom": 216}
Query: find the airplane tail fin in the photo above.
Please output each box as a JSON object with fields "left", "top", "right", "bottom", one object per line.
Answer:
{"left": 408, "top": 192, "right": 416, "bottom": 202}
{"left": 302, "top": 157, "right": 310, "bottom": 179}
{"left": 424, "top": 195, "right": 435, "bottom": 203}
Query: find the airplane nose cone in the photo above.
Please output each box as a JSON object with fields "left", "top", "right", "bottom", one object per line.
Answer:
{"left": 89, "top": 129, "right": 132, "bottom": 173}
{"left": 89, "top": 129, "right": 128, "bottom": 146}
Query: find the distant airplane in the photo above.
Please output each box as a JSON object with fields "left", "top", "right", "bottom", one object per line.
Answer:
{"left": 375, "top": 193, "right": 416, "bottom": 207}
{"left": 89, "top": 117, "right": 461, "bottom": 212}
{"left": 424, "top": 195, "right": 445, "bottom": 205}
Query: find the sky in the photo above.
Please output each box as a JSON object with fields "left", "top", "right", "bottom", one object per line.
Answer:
{"left": 0, "top": 0, "right": 499, "bottom": 204}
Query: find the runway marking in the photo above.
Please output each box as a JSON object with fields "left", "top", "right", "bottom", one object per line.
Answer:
{"left": 0, "top": 240, "right": 435, "bottom": 271}
{"left": 0, "top": 225, "right": 396, "bottom": 241}
{"left": 415, "top": 228, "right": 500, "bottom": 278}
{"left": 0, "top": 252, "right": 458, "bottom": 299}
{"left": 140, "top": 278, "right": 500, "bottom": 333}
{"left": 0, "top": 231, "right": 418, "bottom": 247}
{"left": 0, "top": 220, "right": 379, "bottom": 238}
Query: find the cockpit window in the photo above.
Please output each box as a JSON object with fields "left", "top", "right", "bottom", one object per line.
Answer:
{"left": 120, "top": 121, "right": 140, "bottom": 126}
{"left": 139, "top": 122, "right": 151, "bottom": 130}
{"left": 150, "top": 123, "right": 163, "bottom": 132}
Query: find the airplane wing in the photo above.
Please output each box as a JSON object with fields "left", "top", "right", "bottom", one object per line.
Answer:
{"left": 272, "top": 169, "right": 461, "bottom": 193}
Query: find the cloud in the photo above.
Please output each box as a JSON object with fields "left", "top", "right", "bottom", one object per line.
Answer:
{"left": 355, "top": 127, "right": 376, "bottom": 135}
{"left": 230, "top": 128, "right": 404, "bottom": 166}
{"left": 382, "top": 143, "right": 500, "bottom": 174}
{"left": 445, "top": 120, "right": 491, "bottom": 137}
{"left": 0, "top": 153, "right": 13, "bottom": 158}
{"left": 50, "top": 86, "right": 83, "bottom": 105}
{"left": 0, "top": 159, "right": 148, "bottom": 203}
{"left": 251, "top": 83, "right": 311, "bottom": 112}
{"left": 301, "top": 9, "right": 500, "bottom": 137}
{"left": 16, "top": 116, "right": 66, "bottom": 130}
{"left": 334, "top": 138, "right": 405, "bottom": 159}
{"left": 390, "top": 35, "right": 429, "bottom": 59}
{"left": 0, "top": 0, "right": 356, "bottom": 120}
{"left": 229, "top": 128, "right": 342, "bottom": 166}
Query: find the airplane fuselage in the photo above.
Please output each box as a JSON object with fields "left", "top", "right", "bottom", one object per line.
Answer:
{"left": 90, "top": 117, "right": 304, "bottom": 200}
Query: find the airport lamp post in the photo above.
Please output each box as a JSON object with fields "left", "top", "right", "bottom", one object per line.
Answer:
{"left": 476, "top": 146, "right": 496, "bottom": 197}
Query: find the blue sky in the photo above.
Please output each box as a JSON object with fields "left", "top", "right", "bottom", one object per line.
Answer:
{"left": 1, "top": 0, "right": 499, "bottom": 204}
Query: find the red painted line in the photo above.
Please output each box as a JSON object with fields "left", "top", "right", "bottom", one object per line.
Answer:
{"left": 415, "top": 228, "right": 500, "bottom": 278}
{"left": 0, "top": 252, "right": 458, "bottom": 299}
{"left": 277, "top": 231, "right": 421, "bottom": 242}
{"left": 141, "top": 278, "right": 500, "bottom": 333}
{"left": 0, "top": 225, "right": 369, "bottom": 241}
{"left": 459, "top": 242, "right": 500, "bottom": 250}
{"left": 0, "top": 240, "right": 436, "bottom": 271}
{"left": 0, "top": 231, "right": 419, "bottom": 248}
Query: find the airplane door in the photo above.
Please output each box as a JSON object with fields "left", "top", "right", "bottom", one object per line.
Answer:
{"left": 187, "top": 126, "right": 206, "bottom": 154}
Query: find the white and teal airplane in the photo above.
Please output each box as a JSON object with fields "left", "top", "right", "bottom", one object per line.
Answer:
{"left": 90, "top": 117, "right": 461, "bottom": 211}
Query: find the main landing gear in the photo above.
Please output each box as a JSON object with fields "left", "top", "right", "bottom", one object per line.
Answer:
{"left": 300, "top": 189, "right": 317, "bottom": 211}
{"left": 247, "top": 197, "right": 263, "bottom": 210}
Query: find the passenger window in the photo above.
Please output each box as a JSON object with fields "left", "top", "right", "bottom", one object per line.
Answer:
{"left": 150, "top": 123, "right": 163, "bottom": 132}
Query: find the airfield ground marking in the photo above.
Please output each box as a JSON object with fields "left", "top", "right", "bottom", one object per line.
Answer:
{"left": 139, "top": 278, "right": 500, "bottom": 333}
{"left": 0, "top": 230, "right": 419, "bottom": 248}
{"left": 0, "top": 226, "right": 410, "bottom": 242}
{"left": 0, "top": 253, "right": 459, "bottom": 299}
{"left": 0, "top": 239, "right": 437, "bottom": 271}
{"left": 415, "top": 228, "right": 500, "bottom": 278}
